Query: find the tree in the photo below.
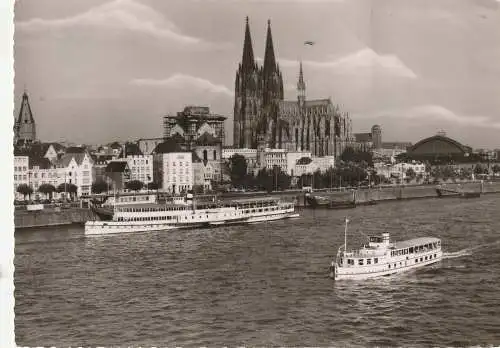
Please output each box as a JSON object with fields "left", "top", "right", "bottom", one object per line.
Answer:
{"left": 405, "top": 168, "right": 416, "bottom": 183}
{"left": 57, "top": 183, "right": 78, "bottom": 200}
{"left": 125, "top": 180, "right": 144, "bottom": 192}
{"left": 273, "top": 166, "right": 291, "bottom": 191}
{"left": 341, "top": 147, "right": 373, "bottom": 166}
{"left": 256, "top": 168, "right": 273, "bottom": 192}
{"left": 254, "top": 167, "right": 291, "bottom": 192}
{"left": 17, "top": 184, "right": 33, "bottom": 201}
{"left": 147, "top": 182, "right": 159, "bottom": 190}
{"left": 416, "top": 173, "right": 424, "bottom": 183}
{"left": 38, "top": 183, "right": 56, "bottom": 199}
{"left": 474, "top": 164, "right": 487, "bottom": 175}
{"left": 229, "top": 154, "right": 248, "bottom": 188}
{"left": 492, "top": 164, "right": 500, "bottom": 175}
{"left": 441, "top": 166, "right": 456, "bottom": 181}
{"left": 91, "top": 181, "right": 109, "bottom": 194}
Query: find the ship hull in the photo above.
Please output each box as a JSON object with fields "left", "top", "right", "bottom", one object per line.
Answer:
{"left": 85, "top": 210, "right": 298, "bottom": 236}
{"left": 333, "top": 250, "right": 443, "bottom": 280}
{"left": 305, "top": 195, "right": 355, "bottom": 209}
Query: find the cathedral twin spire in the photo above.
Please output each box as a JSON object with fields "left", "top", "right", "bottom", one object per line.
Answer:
{"left": 240, "top": 17, "right": 280, "bottom": 79}
{"left": 241, "top": 16, "right": 255, "bottom": 72}
{"left": 234, "top": 17, "right": 297, "bottom": 148}
{"left": 263, "top": 19, "right": 278, "bottom": 78}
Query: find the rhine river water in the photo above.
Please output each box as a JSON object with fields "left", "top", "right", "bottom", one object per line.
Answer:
{"left": 15, "top": 195, "right": 500, "bottom": 347}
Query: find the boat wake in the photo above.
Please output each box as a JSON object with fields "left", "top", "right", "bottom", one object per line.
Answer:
{"left": 442, "top": 249, "right": 472, "bottom": 260}
{"left": 443, "top": 240, "right": 500, "bottom": 260}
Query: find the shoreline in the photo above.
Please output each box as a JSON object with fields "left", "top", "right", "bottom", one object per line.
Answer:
{"left": 14, "top": 183, "right": 500, "bottom": 229}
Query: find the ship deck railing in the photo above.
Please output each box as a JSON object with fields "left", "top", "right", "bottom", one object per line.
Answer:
{"left": 113, "top": 199, "right": 290, "bottom": 213}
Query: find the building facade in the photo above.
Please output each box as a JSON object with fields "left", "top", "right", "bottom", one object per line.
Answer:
{"left": 14, "top": 146, "right": 94, "bottom": 199}
{"left": 13, "top": 156, "right": 29, "bottom": 200}
{"left": 118, "top": 143, "right": 154, "bottom": 184}
{"left": 154, "top": 152, "right": 193, "bottom": 194}
{"left": 192, "top": 152, "right": 213, "bottom": 192}
{"left": 55, "top": 150, "right": 94, "bottom": 197}
{"left": 104, "top": 161, "right": 130, "bottom": 192}
{"left": 124, "top": 155, "right": 153, "bottom": 184}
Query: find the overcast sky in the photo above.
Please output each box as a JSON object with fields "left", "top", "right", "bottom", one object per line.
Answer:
{"left": 13, "top": 0, "right": 500, "bottom": 148}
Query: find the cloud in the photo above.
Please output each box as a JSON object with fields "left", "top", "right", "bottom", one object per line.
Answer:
{"left": 357, "top": 104, "right": 500, "bottom": 129}
{"left": 130, "top": 74, "right": 234, "bottom": 97}
{"left": 258, "top": 48, "right": 417, "bottom": 79}
{"left": 16, "top": 0, "right": 210, "bottom": 46}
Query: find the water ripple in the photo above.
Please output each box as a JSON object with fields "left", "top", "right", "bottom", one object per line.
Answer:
{"left": 14, "top": 195, "right": 500, "bottom": 346}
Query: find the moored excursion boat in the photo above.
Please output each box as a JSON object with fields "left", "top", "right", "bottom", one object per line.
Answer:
{"left": 89, "top": 193, "right": 159, "bottom": 221}
{"left": 329, "top": 218, "right": 442, "bottom": 280}
{"left": 85, "top": 196, "right": 298, "bottom": 236}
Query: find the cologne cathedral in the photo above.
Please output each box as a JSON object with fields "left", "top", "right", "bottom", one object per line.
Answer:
{"left": 233, "top": 17, "right": 352, "bottom": 157}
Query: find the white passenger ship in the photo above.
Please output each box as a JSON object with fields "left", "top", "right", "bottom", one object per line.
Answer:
{"left": 85, "top": 196, "right": 298, "bottom": 236}
{"left": 330, "top": 218, "right": 442, "bottom": 280}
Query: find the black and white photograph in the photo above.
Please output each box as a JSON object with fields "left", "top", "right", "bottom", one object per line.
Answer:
{"left": 4, "top": 0, "right": 500, "bottom": 346}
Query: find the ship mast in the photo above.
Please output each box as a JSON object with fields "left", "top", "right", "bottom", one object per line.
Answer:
{"left": 344, "top": 217, "right": 349, "bottom": 252}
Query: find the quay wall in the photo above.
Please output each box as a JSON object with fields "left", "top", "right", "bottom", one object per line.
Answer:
{"left": 15, "top": 208, "right": 93, "bottom": 229}
{"left": 297, "top": 181, "right": 500, "bottom": 206}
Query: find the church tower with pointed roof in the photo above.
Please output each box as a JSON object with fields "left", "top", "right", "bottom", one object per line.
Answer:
{"left": 233, "top": 16, "right": 262, "bottom": 148}
{"left": 297, "top": 61, "right": 306, "bottom": 107}
{"left": 14, "top": 91, "right": 37, "bottom": 145}
{"left": 261, "top": 19, "right": 284, "bottom": 148}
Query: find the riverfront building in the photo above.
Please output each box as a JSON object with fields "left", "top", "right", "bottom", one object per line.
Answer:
{"left": 152, "top": 140, "right": 194, "bottom": 194}
{"left": 403, "top": 133, "right": 474, "bottom": 164}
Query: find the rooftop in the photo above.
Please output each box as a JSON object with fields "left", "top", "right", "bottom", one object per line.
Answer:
{"left": 153, "top": 138, "right": 187, "bottom": 154}
{"left": 105, "top": 161, "right": 129, "bottom": 173}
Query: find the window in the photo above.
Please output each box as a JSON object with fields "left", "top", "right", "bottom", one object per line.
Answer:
{"left": 367, "top": 259, "right": 371, "bottom": 265}
{"left": 374, "top": 258, "right": 378, "bottom": 264}
{"left": 213, "top": 150, "right": 217, "bottom": 160}
{"left": 358, "top": 259, "right": 364, "bottom": 265}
